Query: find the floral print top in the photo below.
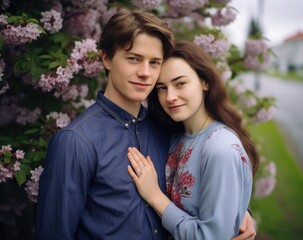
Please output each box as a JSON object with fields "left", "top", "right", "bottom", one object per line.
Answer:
{"left": 162, "top": 121, "right": 253, "bottom": 240}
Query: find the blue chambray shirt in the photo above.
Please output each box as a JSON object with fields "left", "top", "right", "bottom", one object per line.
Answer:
{"left": 35, "top": 91, "right": 170, "bottom": 240}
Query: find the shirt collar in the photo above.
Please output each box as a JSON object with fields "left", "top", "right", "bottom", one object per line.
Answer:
{"left": 96, "top": 91, "right": 147, "bottom": 127}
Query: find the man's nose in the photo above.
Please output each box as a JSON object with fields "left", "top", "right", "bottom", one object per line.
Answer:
{"left": 137, "top": 62, "right": 151, "bottom": 78}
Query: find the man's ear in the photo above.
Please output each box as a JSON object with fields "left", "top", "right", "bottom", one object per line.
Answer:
{"left": 102, "top": 52, "right": 110, "bottom": 71}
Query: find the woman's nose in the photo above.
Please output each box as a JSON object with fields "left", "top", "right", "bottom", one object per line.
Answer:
{"left": 166, "top": 88, "right": 177, "bottom": 102}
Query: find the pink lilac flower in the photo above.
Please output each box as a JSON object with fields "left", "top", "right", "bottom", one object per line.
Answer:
{"left": 15, "top": 150, "right": 25, "bottom": 160}
{"left": 254, "top": 106, "right": 276, "bottom": 123}
{"left": 25, "top": 166, "right": 44, "bottom": 203}
{"left": 46, "top": 112, "right": 71, "bottom": 128}
{"left": 194, "top": 34, "right": 230, "bottom": 59}
{"left": 2, "top": 23, "right": 42, "bottom": 45}
{"left": 54, "top": 84, "right": 89, "bottom": 101}
{"left": 168, "top": 0, "right": 207, "bottom": 15}
{"left": 63, "top": 8, "right": 101, "bottom": 42}
{"left": 240, "top": 95, "right": 257, "bottom": 108}
{"left": 15, "top": 107, "right": 41, "bottom": 125}
{"left": 0, "top": 95, "right": 24, "bottom": 126}
{"left": 0, "top": 145, "right": 23, "bottom": 183}
{"left": 244, "top": 39, "right": 270, "bottom": 71}
{"left": 83, "top": 59, "right": 103, "bottom": 77}
{"left": 264, "top": 161, "right": 277, "bottom": 176}
{"left": 211, "top": 7, "right": 236, "bottom": 27}
{"left": 68, "top": 38, "right": 103, "bottom": 76}
{"left": 1, "top": 145, "right": 12, "bottom": 152}
{"left": 0, "top": 165, "right": 13, "bottom": 183}
{"left": 40, "top": 9, "right": 63, "bottom": 33}
{"left": 131, "top": 0, "right": 163, "bottom": 9}
{"left": 0, "top": 14, "right": 8, "bottom": 24}
{"left": 39, "top": 66, "right": 73, "bottom": 92}
{"left": 13, "top": 161, "right": 21, "bottom": 171}
{"left": 253, "top": 175, "right": 276, "bottom": 198}
{"left": 72, "top": 99, "right": 95, "bottom": 109}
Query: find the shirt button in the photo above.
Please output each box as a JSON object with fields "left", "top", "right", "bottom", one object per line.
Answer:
{"left": 132, "top": 119, "right": 136, "bottom": 123}
{"left": 154, "top": 229, "right": 158, "bottom": 234}
{"left": 125, "top": 123, "right": 129, "bottom": 127}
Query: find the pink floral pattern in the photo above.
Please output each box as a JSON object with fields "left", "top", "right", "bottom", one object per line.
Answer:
{"left": 166, "top": 141, "right": 195, "bottom": 208}
{"left": 231, "top": 144, "right": 248, "bottom": 164}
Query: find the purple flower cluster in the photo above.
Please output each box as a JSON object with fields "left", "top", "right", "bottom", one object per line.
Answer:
{"left": 254, "top": 106, "right": 276, "bottom": 124}
{"left": 40, "top": 9, "right": 63, "bottom": 33}
{"left": 39, "top": 66, "right": 73, "bottom": 92}
{"left": 25, "top": 166, "right": 44, "bottom": 203}
{"left": 194, "top": 34, "right": 230, "bottom": 59}
{"left": 1, "top": 22, "right": 42, "bottom": 45}
{"left": 0, "top": 145, "right": 24, "bottom": 183}
{"left": 131, "top": 0, "right": 163, "bottom": 9}
{"left": 46, "top": 112, "right": 71, "bottom": 128}
{"left": 68, "top": 38, "right": 103, "bottom": 77}
{"left": 168, "top": 0, "right": 207, "bottom": 15}
{"left": 244, "top": 39, "right": 270, "bottom": 71}
{"left": 211, "top": 7, "right": 236, "bottom": 27}
{"left": 253, "top": 161, "right": 277, "bottom": 198}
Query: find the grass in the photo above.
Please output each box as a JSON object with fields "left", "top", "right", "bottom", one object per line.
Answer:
{"left": 265, "top": 71, "right": 303, "bottom": 82}
{"left": 248, "top": 121, "right": 303, "bottom": 240}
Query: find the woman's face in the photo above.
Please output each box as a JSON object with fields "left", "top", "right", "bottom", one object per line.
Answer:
{"left": 156, "top": 57, "right": 208, "bottom": 124}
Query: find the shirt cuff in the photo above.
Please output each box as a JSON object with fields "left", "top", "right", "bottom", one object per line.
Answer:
{"left": 162, "top": 202, "right": 190, "bottom": 233}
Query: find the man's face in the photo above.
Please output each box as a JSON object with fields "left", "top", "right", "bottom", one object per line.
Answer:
{"left": 103, "top": 33, "right": 164, "bottom": 112}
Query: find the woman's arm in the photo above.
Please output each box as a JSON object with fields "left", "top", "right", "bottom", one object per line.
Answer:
{"left": 127, "top": 146, "right": 255, "bottom": 240}
{"left": 127, "top": 147, "right": 171, "bottom": 216}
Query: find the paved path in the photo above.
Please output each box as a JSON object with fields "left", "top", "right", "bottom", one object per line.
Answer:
{"left": 238, "top": 73, "right": 303, "bottom": 169}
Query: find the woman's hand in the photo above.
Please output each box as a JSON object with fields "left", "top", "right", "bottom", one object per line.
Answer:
{"left": 232, "top": 210, "right": 256, "bottom": 240}
{"left": 127, "top": 147, "right": 170, "bottom": 216}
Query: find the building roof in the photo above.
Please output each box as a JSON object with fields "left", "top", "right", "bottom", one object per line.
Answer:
{"left": 284, "top": 32, "right": 303, "bottom": 42}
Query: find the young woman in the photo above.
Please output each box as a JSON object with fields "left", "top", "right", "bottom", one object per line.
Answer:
{"left": 127, "top": 41, "right": 259, "bottom": 240}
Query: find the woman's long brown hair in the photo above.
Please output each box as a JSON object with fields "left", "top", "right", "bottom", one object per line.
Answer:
{"left": 148, "top": 40, "right": 259, "bottom": 175}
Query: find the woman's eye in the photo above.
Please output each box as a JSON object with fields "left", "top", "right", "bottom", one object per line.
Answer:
{"left": 156, "top": 86, "right": 166, "bottom": 92}
{"left": 176, "top": 82, "right": 186, "bottom": 87}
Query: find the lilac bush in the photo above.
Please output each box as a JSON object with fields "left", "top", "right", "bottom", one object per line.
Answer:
{"left": 0, "top": 0, "right": 275, "bottom": 219}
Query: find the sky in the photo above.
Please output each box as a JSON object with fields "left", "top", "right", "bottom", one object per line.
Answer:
{"left": 225, "top": 0, "right": 303, "bottom": 47}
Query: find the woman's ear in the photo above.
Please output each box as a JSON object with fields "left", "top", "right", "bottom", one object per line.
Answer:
{"left": 102, "top": 52, "right": 111, "bottom": 71}
{"left": 202, "top": 81, "right": 209, "bottom": 92}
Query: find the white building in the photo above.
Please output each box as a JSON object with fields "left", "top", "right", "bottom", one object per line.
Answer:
{"left": 270, "top": 32, "right": 303, "bottom": 73}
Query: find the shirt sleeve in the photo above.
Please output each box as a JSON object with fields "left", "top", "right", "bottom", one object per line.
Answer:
{"left": 162, "top": 132, "right": 252, "bottom": 240}
{"left": 35, "top": 129, "right": 96, "bottom": 240}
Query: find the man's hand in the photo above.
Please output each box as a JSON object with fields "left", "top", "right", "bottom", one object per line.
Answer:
{"left": 232, "top": 211, "right": 256, "bottom": 240}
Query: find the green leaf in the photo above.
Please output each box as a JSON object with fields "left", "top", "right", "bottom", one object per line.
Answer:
{"left": 15, "top": 169, "right": 27, "bottom": 185}
{"left": 24, "top": 128, "right": 40, "bottom": 135}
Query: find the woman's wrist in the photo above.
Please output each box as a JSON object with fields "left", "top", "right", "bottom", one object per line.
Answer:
{"left": 149, "top": 191, "right": 171, "bottom": 217}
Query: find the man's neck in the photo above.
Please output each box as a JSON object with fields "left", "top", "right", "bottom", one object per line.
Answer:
{"left": 103, "top": 91, "right": 141, "bottom": 118}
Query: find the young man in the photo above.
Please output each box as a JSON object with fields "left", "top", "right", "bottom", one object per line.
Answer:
{"left": 35, "top": 9, "right": 174, "bottom": 240}
{"left": 35, "top": 9, "right": 255, "bottom": 240}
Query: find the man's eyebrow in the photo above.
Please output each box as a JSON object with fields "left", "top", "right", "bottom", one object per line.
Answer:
{"left": 157, "top": 76, "right": 186, "bottom": 85}
{"left": 126, "top": 51, "right": 163, "bottom": 61}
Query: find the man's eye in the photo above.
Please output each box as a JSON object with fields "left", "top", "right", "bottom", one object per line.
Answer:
{"left": 151, "top": 60, "right": 161, "bottom": 66}
{"left": 128, "top": 57, "right": 139, "bottom": 62}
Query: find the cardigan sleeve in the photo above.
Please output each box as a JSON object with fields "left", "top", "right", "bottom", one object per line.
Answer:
{"left": 162, "top": 130, "right": 253, "bottom": 240}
